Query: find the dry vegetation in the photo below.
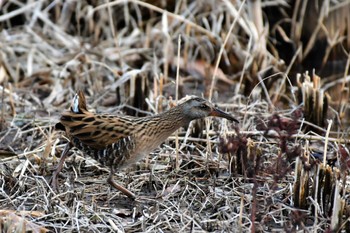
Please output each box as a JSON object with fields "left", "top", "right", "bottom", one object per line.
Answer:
{"left": 1, "top": 0, "right": 350, "bottom": 232}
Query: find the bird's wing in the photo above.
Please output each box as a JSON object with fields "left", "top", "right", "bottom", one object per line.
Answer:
{"left": 59, "top": 112, "right": 135, "bottom": 149}
{"left": 56, "top": 90, "right": 135, "bottom": 149}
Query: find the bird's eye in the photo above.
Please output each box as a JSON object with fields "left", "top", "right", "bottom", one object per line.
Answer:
{"left": 200, "top": 104, "right": 209, "bottom": 109}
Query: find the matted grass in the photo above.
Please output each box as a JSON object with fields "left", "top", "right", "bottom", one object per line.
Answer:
{"left": 1, "top": 0, "right": 350, "bottom": 232}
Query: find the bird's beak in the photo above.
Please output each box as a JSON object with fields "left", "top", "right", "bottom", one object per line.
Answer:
{"left": 210, "top": 108, "right": 239, "bottom": 123}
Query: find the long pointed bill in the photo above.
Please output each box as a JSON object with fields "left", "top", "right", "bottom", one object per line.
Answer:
{"left": 210, "top": 108, "right": 239, "bottom": 123}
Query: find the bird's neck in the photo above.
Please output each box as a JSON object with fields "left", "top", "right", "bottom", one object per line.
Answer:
{"left": 134, "top": 105, "right": 191, "bottom": 151}
{"left": 154, "top": 105, "right": 191, "bottom": 130}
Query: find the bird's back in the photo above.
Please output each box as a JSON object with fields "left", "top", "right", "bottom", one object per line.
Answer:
{"left": 56, "top": 91, "right": 137, "bottom": 169}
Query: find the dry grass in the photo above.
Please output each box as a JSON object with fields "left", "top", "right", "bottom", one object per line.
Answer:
{"left": 1, "top": 0, "right": 350, "bottom": 232}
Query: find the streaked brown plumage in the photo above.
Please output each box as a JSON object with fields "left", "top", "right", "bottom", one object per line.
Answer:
{"left": 52, "top": 91, "right": 238, "bottom": 199}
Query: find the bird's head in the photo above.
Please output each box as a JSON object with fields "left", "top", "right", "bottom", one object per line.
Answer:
{"left": 180, "top": 97, "right": 238, "bottom": 122}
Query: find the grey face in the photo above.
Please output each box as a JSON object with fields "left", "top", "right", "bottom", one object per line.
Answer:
{"left": 181, "top": 98, "right": 212, "bottom": 119}
{"left": 182, "top": 98, "right": 238, "bottom": 122}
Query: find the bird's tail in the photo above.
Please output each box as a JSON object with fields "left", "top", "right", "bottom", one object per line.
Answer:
{"left": 55, "top": 90, "right": 88, "bottom": 131}
{"left": 70, "top": 90, "right": 87, "bottom": 113}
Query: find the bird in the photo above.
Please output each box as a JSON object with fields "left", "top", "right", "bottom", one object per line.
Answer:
{"left": 52, "top": 91, "right": 238, "bottom": 199}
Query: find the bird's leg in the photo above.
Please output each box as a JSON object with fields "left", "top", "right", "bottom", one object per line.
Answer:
{"left": 51, "top": 142, "right": 72, "bottom": 192}
{"left": 107, "top": 169, "right": 136, "bottom": 200}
